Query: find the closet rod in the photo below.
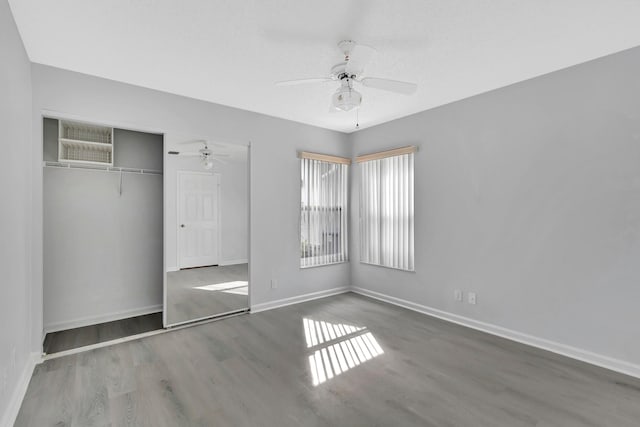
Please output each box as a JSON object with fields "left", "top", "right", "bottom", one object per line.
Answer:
{"left": 43, "top": 161, "right": 162, "bottom": 175}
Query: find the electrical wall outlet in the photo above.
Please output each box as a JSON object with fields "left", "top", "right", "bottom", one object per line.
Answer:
{"left": 454, "top": 289, "right": 463, "bottom": 302}
{"left": 468, "top": 292, "right": 477, "bottom": 305}
{"left": 270, "top": 279, "right": 278, "bottom": 289}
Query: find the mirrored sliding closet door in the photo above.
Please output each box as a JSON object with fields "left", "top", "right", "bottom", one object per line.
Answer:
{"left": 164, "top": 139, "right": 249, "bottom": 326}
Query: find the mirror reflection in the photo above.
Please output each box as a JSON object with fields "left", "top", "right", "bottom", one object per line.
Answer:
{"left": 165, "top": 140, "right": 249, "bottom": 326}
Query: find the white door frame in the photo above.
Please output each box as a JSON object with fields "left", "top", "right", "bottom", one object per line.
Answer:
{"left": 176, "top": 170, "right": 221, "bottom": 269}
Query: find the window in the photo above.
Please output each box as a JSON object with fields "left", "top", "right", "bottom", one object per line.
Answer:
{"left": 358, "top": 147, "right": 415, "bottom": 271}
{"left": 300, "top": 152, "right": 350, "bottom": 268}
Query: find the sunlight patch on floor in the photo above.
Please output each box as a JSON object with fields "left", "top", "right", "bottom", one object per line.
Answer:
{"left": 194, "top": 281, "right": 248, "bottom": 295}
{"left": 303, "top": 318, "right": 384, "bottom": 386}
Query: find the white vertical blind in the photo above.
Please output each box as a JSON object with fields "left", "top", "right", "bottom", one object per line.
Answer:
{"left": 300, "top": 158, "right": 349, "bottom": 268}
{"left": 359, "top": 152, "right": 414, "bottom": 271}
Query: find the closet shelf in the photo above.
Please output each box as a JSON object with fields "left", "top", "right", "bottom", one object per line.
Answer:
{"left": 60, "top": 121, "right": 112, "bottom": 144}
{"left": 58, "top": 120, "right": 114, "bottom": 166}
{"left": 54, "top": 158, "right": 114, "bottom": 167}
{"left": 59, "top": 138, "right": 113, "bottom": 150}
{"left": 44, "top": 161, "right": 162, "bottom": 175}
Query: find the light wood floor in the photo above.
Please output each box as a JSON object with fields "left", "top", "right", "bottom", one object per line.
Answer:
{"left": 16, "top": 293, "right": 640, "bottom": 426}
{"left": 43, "top": 313, "right": 163, "bottom": 354}
{"left": 166, "top": 264, "right": 248, "bottom": 325}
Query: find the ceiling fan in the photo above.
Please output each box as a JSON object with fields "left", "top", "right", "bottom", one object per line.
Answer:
{"left": 168, "top": 140, "right": 229, "bottom": 170}
{"left": 276, "top": 40, "right": 417, "bottom": 112}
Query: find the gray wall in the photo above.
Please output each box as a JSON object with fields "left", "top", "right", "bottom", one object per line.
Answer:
{"left": 218, "top": 154, "right": 249, "bottom": 264}
{"left": 114, "top": 128, "right": 164, "bottom": 170}
{"left": 0, "top": 0, "right": 33, "bottom": 424}
{"left": 42, "top": 120, "right": 163, "bottom": 331}
{"left": 350, "top": 46, "right": 640, "bottom": 367}
{"left": 30, "top": 63, "right": 351, "bottom": 350}
{"left": 42, "top": 117, "right": 57, "bottom": 161}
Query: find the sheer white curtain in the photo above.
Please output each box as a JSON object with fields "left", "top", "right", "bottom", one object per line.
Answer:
{"left": 300, "top": 158, "right": 349, "bottom": 268}
{"left": 359, "top": 152, "right": 414, "bottom": 271}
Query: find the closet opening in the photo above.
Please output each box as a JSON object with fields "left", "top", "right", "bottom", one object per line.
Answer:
{"left": 41, "top": 117, "right": 165, "bottom": 354}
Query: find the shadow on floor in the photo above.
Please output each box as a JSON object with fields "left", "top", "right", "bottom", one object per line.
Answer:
{"left": 43, "top": 312, "right": 163, "bottom": 354}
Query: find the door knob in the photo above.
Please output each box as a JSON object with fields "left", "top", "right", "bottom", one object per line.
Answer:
{"left": 180, "top": 224, "right": 185, "bottom": 228}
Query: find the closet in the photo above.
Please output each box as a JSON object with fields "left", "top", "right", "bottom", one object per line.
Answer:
{"left": 42, "top": 117, "right": 164, "bottom": 353}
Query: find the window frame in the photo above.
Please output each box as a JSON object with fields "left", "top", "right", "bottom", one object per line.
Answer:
{"left": 299, "top": 152, "right": 350, "bottom": 269}
{"left": 357, "top": 146, "right": 416, "bottom": 272}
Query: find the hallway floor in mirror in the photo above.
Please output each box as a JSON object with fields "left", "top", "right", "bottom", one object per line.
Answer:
{"left": 166, "top": 263, "right": 248, "bottom": 325}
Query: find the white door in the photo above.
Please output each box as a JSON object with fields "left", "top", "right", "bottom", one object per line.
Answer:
{"left": 178, "top": 172, "right": 220, "bottom": 269}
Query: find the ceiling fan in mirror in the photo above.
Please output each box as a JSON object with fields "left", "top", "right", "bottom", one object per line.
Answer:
{"left": 168, "top": 140, "right": 229, "bottom": 170}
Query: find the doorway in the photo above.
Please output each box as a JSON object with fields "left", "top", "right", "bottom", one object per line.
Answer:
{"left": 178, "top": 171, "right": 221, "bottom": 269}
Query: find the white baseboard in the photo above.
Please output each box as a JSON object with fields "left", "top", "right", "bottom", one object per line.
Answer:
{"left": 251, "top": 287, "right": 350, "bottom": 314}
{"left": 351, "top": 287, "right": 640, "bottom": 379}
{"left": 219, "top": 259, "right": 248, "bottom": 266}
{"left": 44, "top": 304, "right": 163, "bottom": 333}
{"left": 0, "top": 352, "right": 40, "bottom": 427}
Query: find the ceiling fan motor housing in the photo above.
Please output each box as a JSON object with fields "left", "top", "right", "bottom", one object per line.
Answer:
{"left": 331, "top": 62, "right": 355, "bottom": 80}
{"left": 338, "top": 40, "right": 357, "bottom": 58}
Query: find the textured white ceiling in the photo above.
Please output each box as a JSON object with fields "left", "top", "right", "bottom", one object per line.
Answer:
{"left": 9, "top": 0, "right": 640, "bottom": 133}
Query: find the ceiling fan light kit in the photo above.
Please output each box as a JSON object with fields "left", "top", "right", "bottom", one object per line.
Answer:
{"left": 332, "top": 80, "right": 362, "bottom": 111}
{"left": 201, "top": 156, "right": 214, "bottom": 170}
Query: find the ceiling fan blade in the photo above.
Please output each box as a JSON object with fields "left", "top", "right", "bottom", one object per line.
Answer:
{"left": 210, "top": 142, "right": 230, "bottom": 149}
{"left": 345, "top": 43, "right": 376, "bottom": 75}
{"left": 360, "top": 77, "right": 417, "bottom": 95}
{"left": 275, "top": 78, "right": 332, "bottom": 86}
{"left": 178, "top": 139, "right": 207, "bottom": 146}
